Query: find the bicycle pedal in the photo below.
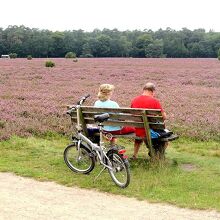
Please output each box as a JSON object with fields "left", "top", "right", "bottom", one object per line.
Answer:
{"left": 89, "top": 152, "right": 96, "bottom": 159}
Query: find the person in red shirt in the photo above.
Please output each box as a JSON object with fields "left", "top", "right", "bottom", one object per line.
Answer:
{"left": 131, "top": 82, "right": 167, "bottom": 159}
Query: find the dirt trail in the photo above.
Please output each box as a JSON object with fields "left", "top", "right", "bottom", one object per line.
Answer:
{"left": 0, "top": 172, "right": 219, "bottom": 220}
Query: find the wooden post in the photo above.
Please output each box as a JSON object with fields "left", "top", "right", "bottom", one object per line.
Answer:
{"left": 78, "top": 107, "right": 89, "bottom": 137}
{"left": 142, "top": 111, "right": 155, "bottom": 158}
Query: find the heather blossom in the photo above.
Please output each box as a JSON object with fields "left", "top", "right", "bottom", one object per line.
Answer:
{"left": 0, "top": 58, "right": 219, "bottom": 141}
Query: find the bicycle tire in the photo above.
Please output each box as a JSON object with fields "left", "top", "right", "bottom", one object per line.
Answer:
{"left": 64, "top": 143, "right": 95, "bottom": 174}
{"left": 107, "top": 150, "right": 130, "bottom": 188}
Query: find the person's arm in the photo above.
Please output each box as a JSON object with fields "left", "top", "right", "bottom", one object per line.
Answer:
{"left": 155, "top": 99, "right": 166, "bottom": 120}
{"left": 94, "top": 100, "right": 99, "bottom": 107}
{"left": 162, "top": 111, "right": 167, "bottom": 120}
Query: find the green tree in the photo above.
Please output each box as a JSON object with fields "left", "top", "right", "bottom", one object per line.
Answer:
{"left": 164, "top": 38, "right": 188, "bottom": 57}
{"left": 189, "top": 43, "right": 201, "bottom": 57}
{"left": 70, "top": 30, "right": 86, "bottom": 56}
{"left": 120, "top": 36, "right": 132, "bottom": 57}
{"left": 29, "top": 30, "right": 53, "bottom": 57}
{"left": 145, "top": 39, "right": 164, "bottom": 58}
{"left": 0, "top": 28, "right": 6, "bottom": 54}
{"left": 91, "top": 35, "right": 111, "bottom": 57}
{"left": 189, "top": 40, "right": 214, "bottom": 58}
{"left": 81, "top": 42, "right": 92, "bottom": 57}
{"left": 132, "top": 34, "right": 153, "bottom": 57}
{"left": 1, "top": 25, "right": 220, "bottom": 58}
{"left": 51, "top": 32, "right": 65, "bottom": 57}
{"left": 4, "top": 26, "right": 23, "bottom": 56}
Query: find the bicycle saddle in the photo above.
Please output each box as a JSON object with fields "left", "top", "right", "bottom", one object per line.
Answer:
{"left": 94, "top": 113, "right": 110, "bottom": 123}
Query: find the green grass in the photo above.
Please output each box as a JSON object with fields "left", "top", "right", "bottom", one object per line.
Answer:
{"left": 0, "top": 135, "right": 219, "bottom": 211}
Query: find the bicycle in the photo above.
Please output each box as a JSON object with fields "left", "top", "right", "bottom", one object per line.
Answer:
{"left": 64, "top": 95, "right": 130, "bottom": 188}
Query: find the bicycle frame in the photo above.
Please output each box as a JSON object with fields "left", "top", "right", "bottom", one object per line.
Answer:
{"left": 73, "top": 104, "right": 113, "bottom": 170}
{"left": 74, "top": 132, "right": 112, "bottom": 169}
{"left": 66, "top": 95, "right": 130, "bottom": 188}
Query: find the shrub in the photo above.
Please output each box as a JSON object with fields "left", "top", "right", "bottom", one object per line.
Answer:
{"left": 9, "top": 53, "right": 17, "bottom": 59}
{"left": 45, "top": 61, "right": 55, "bottom": 67}
{"left": 65, "top": 52, "right": 76, "bottom": 58}
{"left": 80, "top": 54, "right": 94, "bottom": 58}
{"left": 218, "top": 49, "right": 220, "bottom": 60}
{"left": 27, "top": 55, "right": 32, "bottom": 60}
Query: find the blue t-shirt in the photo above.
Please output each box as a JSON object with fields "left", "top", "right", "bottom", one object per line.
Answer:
{"left": 94, "top": 100, "right": 121, "bottom": 131}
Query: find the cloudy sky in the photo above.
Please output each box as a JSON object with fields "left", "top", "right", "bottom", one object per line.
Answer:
{"left": 1, "top": 0, "right": 219, "bottom": 32}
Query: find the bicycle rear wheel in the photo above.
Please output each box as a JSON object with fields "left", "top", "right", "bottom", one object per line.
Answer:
{"left": 64, "top": 143, "right": 95, "bottom": 174}
{"left": 107, "top": 151, "right": 130, "bottom": 188}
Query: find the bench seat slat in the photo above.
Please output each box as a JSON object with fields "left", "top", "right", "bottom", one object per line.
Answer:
{"left": 71, "top": 117, "right": 165, "bottom": 129}
{"left": 71, "top": 117, "right": 144, "bottom": 127}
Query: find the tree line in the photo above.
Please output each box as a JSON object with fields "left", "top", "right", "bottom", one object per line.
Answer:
{"left": 0, "top": 25, "right": 220, "bottom": 58}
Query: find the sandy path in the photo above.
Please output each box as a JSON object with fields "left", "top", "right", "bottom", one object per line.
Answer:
{"left": 0, "top": 172, "right": 219, "bottom": 220}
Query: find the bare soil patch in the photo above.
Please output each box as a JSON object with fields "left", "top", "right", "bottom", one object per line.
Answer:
{"left": 181, "top": 163, "right": 198, "bottom": 171}
{"left": 0, "top": 172, "right": 219, "bottom": 220}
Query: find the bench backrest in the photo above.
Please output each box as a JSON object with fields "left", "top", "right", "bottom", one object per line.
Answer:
{"left": 69, "top": 105, "right": 165, "bottom": 137}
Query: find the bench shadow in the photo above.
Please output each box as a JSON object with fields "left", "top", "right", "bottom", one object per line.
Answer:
{"left": 129, "top": 157, "right": 151, "bottom": 169}
{"left": 128, "top": 156, "right": 174, "bottom": 170}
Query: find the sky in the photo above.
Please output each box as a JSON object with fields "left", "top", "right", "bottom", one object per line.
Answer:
{"left": 1, "top": 0, "right": 219, "bottom": 32}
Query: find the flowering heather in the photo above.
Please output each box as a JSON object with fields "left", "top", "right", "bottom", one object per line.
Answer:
{"left": 0, "top": 58, "right": 219, "bottom": 140}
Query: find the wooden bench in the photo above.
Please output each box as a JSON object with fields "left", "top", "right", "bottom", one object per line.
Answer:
{"left": 68, "top": 106, "right": 178, "bottom": 159}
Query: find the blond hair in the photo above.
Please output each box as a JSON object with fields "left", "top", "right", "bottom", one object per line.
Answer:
{"left": 98, "top": 84, "right": 115, "bottom": 101}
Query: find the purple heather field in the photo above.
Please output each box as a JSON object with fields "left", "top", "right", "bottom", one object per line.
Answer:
{"left": 0, "top": 58, "right": 219, "bottom": 140}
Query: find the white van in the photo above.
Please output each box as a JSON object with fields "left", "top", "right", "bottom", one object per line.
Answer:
{"left": 1, "top": 55, "right": 10, "bottom": 59}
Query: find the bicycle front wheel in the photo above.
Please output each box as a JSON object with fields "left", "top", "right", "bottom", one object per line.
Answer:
{"left": 64, "top": 143, "right": 95, "bottom": 174}
{"left": 107, "top": 151, "right": 130, "bottom": 188}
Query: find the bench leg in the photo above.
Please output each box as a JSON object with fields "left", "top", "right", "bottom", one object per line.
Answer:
{"left": 148, "top": 141, "right": 167, "bottom": 160}
{"left": 155, "top": 142, "right": 167, "bottom": 160}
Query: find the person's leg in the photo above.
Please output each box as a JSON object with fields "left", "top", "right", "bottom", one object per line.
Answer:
{"left": 103, "top": 130, "right": 118, "bottom": 146}
{"left": 133, "top": 139, "right": 142, "bottom": 159}
{"left": 110, "top": 137, "right": 117, "bottom": 146}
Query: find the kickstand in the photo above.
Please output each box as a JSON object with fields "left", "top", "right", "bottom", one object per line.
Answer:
{"left": 93, "top": 166, "right": 106, "bottom": 183}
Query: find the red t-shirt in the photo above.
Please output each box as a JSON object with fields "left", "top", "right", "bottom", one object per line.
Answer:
{"left": 131, "top": 95, "right": 164, "bottom": 137}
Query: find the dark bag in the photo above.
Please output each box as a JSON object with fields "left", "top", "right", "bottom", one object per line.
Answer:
{"left": 155, "top": 129, "right": 173, "bottom": 138}
{"left": 87, "top": 127, "right": 100, "bottom": 144}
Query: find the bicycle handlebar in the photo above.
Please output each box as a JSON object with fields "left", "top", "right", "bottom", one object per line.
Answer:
{"left": 66, "top": 94, "right": 90, "bottom": 115}
{"left": 77, "top": 94, "right": 90, "bottom": 105}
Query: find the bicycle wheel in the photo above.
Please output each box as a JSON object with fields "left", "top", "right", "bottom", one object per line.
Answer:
{"left": 64, "top": 143, "right": 95, "bottom": 174}
{"left": 107, "top": 151, "right": 130, "bottom": 188}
